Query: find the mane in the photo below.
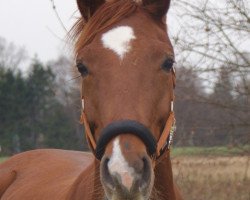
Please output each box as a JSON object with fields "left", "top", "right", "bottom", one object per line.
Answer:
{"left": 71, "top": 0, "right": 138, "bottom": 55}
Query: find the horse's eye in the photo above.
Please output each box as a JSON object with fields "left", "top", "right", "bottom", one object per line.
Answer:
{"left": 162, "top": 59, "right": 174, "bottom": 72}
{"left": 76, "top": 63, "right": 89, "bottom": 77}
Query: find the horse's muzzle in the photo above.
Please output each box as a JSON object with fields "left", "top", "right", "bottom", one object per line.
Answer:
{"left": 100, "top": 148, "right": 153, "bottom": 200}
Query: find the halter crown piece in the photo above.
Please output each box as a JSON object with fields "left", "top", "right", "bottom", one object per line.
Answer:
{"left": 80, "top": 68, "right": 177, "bottom": 161}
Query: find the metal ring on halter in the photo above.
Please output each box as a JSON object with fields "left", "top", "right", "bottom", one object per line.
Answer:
{"left": 171, "top": 101, "right": 174, "bottom": 112}
{"left": 82, "top": 99, "right": 85, "bottom": 111}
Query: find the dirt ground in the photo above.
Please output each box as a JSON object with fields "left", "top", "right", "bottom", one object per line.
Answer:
{"left": 172, "top": 156, "right": 250, "bottom": 200}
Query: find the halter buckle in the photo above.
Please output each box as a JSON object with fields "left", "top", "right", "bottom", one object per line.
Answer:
{"left": 167, "top": 120, "right": 176, "bottom": 149}
{"left": 160, "top": 119, "right": 176, "bottom": 153}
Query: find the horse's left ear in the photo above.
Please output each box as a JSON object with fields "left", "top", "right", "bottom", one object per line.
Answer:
{"left": 142, "top": 0, "right": 171, "bottom": 20}
{"left": 77, "top": 0, "right": 105, "bottom": 21}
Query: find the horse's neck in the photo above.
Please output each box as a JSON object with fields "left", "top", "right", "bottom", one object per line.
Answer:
{"left": 153, "top": 151, "right": 176, "bottom": 200}
{"left": 67, "top": 160, "right": 105, "bottom": 200}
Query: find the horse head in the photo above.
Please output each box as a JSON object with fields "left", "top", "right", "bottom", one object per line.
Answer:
{"left": 73, "top": 0, "right": 175, "bottom": 199}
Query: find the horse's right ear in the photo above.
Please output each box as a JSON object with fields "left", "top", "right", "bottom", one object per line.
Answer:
{"left": 142, "top": 0, "right": 171, "bottom": 21}
{"left": 77, "top": 0, "right": 105, "bottom": 21}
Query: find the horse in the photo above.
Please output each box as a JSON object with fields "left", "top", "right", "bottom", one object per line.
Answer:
{"left": 0, "top": 0, "right": 183, "bottom": 199}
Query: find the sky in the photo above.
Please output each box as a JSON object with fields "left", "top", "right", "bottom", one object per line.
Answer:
{"left": 0, "top": 0, "right": 78, "bottom": 63}
{"left": 1, "top": 0, "right": 248, "bottom": 67}
{"left": 0, "top": 1, "right": 182, "bottom": 64}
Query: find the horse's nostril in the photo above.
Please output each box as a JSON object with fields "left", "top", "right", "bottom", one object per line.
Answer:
{"left": 101, "top": 157, "right": 115, "bottom": 189}
{"left": 138, "top": 156, "right": 152, "bottom": 189}
{"left": 129, "top": 156, "right": 143, "bottom": 174}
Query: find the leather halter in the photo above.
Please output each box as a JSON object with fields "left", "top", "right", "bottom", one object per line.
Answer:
{"left": 80, "top": 68, "right": 176, "bottom": 161}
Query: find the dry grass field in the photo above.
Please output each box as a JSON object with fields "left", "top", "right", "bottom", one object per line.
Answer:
{"left": 172, "top": 156, "right": 250, "bottom": 200}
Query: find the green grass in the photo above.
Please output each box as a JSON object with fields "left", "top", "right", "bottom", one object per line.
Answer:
{"left": 0, "top": 146, "right": 249, "bottom": 163}
{"left": 0, "top": 157, "right": 8, "bottom": 163}
{"left": 171, "top": 146, "right": 250, "bottom": 157}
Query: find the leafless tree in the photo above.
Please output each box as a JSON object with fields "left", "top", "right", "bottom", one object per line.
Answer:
{"left": 0, "top": 37, "right": 27, "bottom": 70}
{"left": 170, "top": 0, "right": 250, "bottom": 147}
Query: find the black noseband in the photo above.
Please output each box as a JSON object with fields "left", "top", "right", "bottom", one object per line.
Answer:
{"left": 95, "top": 120, "right": 157, "bottom": 160}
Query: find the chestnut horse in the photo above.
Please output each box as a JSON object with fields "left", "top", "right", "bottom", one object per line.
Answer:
{"left": 0, "top": 0, "right": 183, "bottom": 199}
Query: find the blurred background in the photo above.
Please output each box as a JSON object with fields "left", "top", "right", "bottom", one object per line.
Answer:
{"left": 0, "top": 0, "right": 249, "bottom": 199}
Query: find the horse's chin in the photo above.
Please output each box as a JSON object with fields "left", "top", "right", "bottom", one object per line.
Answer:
{"left": 102, "top": 179, "right": 154, "bottom": 200}
{"left": 105, "top": 193, "right": 148, "bottom": 200}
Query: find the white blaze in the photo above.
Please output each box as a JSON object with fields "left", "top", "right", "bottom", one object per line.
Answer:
{"left": 101, "top": 26, "right": 136, "bottom": 59}
{"left": 108, "top": 137, "right": 135, "bottom": 189}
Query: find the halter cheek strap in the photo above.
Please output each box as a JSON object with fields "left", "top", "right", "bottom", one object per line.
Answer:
{"left": 156, "top": 104, "right": 176, "bottom": 157}
{"left": 80, "top": 110, "right": 96, "bottom": 152}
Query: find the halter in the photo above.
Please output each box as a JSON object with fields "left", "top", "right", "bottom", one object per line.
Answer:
{"left": 80, "top": 68, "right": 176, "bottom": 161}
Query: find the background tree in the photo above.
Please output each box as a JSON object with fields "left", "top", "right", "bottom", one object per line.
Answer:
{"left": 0, "top": 46, "right": 85, "bottom": 155}
{"left": 0, "top": 37, "right": 27, "bottom": 70}
{"left": 171, "top": 0, "right": 250, "bottom": 147}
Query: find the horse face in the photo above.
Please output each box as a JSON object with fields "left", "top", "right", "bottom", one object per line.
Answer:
{"left": 75, "top": 0, "right": 173, "bottom": 199}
